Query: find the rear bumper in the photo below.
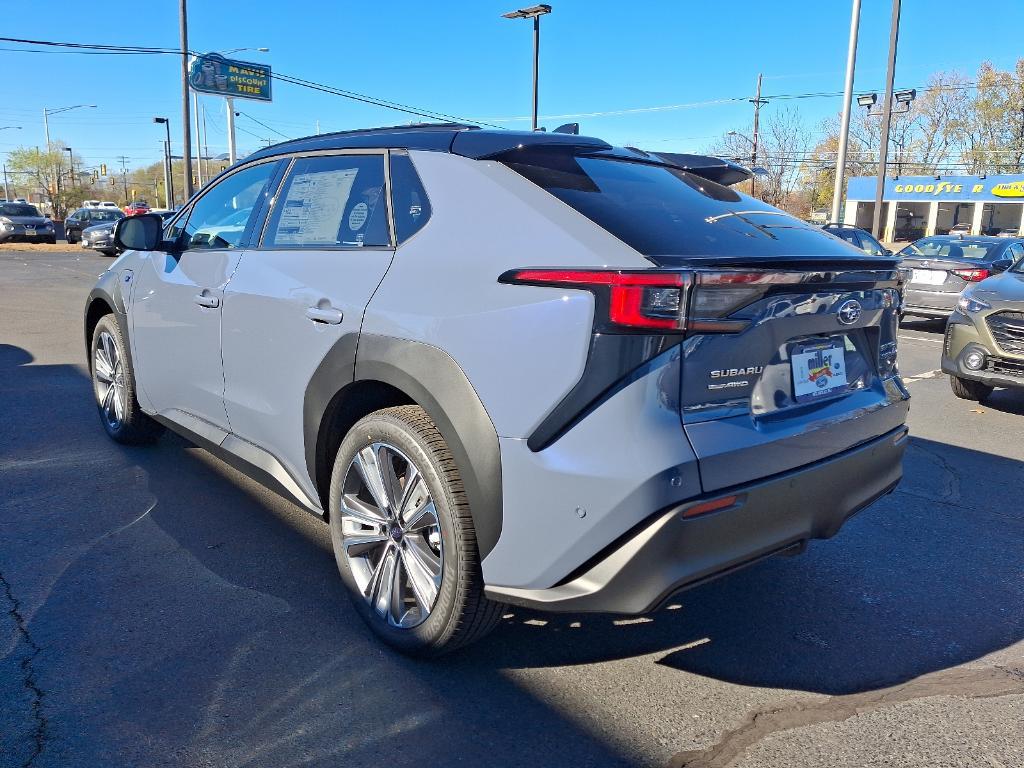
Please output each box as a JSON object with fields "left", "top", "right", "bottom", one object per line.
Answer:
{"left": 904, "top": 287, "right": 959, "bottom": 317}
{"left": 485, "top": 425, "right": 908, "bottom": 614}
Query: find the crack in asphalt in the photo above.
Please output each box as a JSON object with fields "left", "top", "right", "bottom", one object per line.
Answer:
{"left": 668, "top": 665, "right": 1024, "bottom": 768}
{"left": 907, "top": 440, "right": 962, "bottom": 504}
{"left": 0, "top": 569, "right": 47, "bottom": 767}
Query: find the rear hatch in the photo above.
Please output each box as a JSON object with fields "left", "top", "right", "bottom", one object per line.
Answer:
{"left": 496, "top": 145, "right": 909, "bottom": 491}
{"left": 674, "top": 260, "right": 906, "bottom": 491}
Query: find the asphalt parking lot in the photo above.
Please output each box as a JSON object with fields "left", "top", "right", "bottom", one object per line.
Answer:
{"left": 2, "top": 249, "right": 1022, "bottom": 768}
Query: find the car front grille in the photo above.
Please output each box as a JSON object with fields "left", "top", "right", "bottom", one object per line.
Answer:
{"left": 985, "top": 311, "right": 1024, "bottom": 355}
{"left": 986, "top": 356, "right": 1024, "bottom": 379}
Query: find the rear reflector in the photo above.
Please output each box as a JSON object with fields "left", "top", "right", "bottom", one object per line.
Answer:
{"left": 682, "top": 494, "right": 741, "bottom": 518}
{"left": 952, "top": 268, "right": 990, "bottom": 282}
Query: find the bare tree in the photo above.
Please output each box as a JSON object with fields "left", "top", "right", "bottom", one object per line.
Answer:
{"left": 709, "top": 106, "right": 812, "bottom": 214}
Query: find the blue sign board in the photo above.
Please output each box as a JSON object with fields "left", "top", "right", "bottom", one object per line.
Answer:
{"left": 847, "top": 174, "right": 1024, "bottom": 203}
{"left": 189, "top": 53, "right": 272, "bottom": 102}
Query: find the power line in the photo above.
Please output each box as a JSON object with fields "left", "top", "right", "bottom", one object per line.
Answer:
{"left": 0, "top": 36, "right": 496, "bottom": 128}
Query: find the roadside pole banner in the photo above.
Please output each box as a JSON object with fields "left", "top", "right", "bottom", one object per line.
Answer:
{"left": 189, "top": 53, "right": 272, "bottom": 102}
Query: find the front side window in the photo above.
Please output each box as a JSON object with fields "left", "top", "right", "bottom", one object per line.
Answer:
{"left": 178, "top": 161, "right": 277, "bottom": 251}
{"left": 263, "top": 154, "right": 390, "bottom": 248}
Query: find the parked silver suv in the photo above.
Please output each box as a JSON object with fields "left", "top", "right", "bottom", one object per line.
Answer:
{"left": 84, "top": 125, "right": 910, "bottom": 655}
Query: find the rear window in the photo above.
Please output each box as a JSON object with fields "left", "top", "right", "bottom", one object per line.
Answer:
{"left": 500, "top": 149, "right": 852, "bottom": 259}
{"left": 903, "top": 239, "right": 996, "bottom": 260}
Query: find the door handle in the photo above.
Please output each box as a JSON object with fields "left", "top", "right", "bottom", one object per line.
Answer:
{"left": 305, "top": 305, "right": 344, "bottom": 325}
{"left": 194, "top": 292, "right": 220, "bottom": 309}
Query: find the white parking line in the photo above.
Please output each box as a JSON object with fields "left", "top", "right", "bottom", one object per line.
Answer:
{"left": 899, "top": 334, "right": 944, "bottom": 344}
{"left": 903, "top": 369, "right": 942, "bottom": 384}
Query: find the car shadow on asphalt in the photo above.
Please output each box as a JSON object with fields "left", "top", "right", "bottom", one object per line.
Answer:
{"left": 2, "top": 342, "right": 1023, "bottom": 766}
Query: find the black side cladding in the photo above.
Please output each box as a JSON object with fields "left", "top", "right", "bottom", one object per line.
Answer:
{"left": 528, "top": 334, "right": 682, "bottom": 451}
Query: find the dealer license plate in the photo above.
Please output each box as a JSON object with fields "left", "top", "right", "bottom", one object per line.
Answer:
{"left": 912, "top": 268, "right": 946, "bottom": 286}
{"left": 791, "top": 341, "right": 848, "bottom": 403}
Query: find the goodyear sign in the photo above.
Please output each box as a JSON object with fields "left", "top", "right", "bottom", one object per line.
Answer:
{"left": 189, "top": 53, "right": 271, "bottom": 102}
{"left": 848, "top": 174, "right": 1024, "bottom": 203}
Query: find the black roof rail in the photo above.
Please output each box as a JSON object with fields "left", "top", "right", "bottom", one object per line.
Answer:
{"left": 247, "top": 123, "right": 481, "bottom": 160}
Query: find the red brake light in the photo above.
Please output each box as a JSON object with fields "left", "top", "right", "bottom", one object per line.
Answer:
{"left": 952, "top": 268, "right": 989, "bottom": 282}
{"left": 502, "top": 269, "right": 692, "bottom": 331}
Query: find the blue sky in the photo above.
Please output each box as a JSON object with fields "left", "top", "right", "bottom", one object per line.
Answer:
{"left": 2, "top": 0, "right": 1022, "bottom": 177}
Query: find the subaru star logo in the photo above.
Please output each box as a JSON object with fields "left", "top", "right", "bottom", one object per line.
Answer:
{"left": 837, "top": 299, "right": 862, "bottom": 325}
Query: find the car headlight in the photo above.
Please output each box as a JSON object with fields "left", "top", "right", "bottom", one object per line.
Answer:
{"left": 957, "top": 293, "right": 991, "bottom": 314}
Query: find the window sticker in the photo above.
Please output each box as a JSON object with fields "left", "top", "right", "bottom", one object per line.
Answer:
{"left": 348, "top": 201, "right": 369, "bottom": 231}
{"left": 274, "top": 168, "right": 357, "bottom": 245}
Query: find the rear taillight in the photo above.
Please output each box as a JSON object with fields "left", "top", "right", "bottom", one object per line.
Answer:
{"left": 952, "top": 268, "right": 989, "bottom": 282}
{"left": 500, "top": 269, "right": 692, "bottom": 331}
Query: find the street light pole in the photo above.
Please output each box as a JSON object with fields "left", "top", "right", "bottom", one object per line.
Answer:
{"left": 871, "top": 0, "right": 901, "bottom": 241}
{"left": 153, "top": 118, "right": 174, "bottom": 208}
{"left": 226, "top": 98, "right": 237, "bottom": 164}
{"left": 502, "top": 5, "right": 552, "bottom": 131}
{"left": 194, "top": 91, "right": 204, "bottom": 187}
{"left": 831, "top": 0, "right": 862, "bottom": 224}
{"left": 179, "top": 0, "right": 193, "bottom": 200}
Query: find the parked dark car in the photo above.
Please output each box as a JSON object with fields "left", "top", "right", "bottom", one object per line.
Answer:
{"left": 79, "top": 221, "right": 120, "bottom": 256}
{"left": 899, "top": 235, "right": 1024, "bottom": 319}
{"left": 821, "top": 223, "right": 891, "bottom": 256}
{"left": 64, "top": 207, "right": 124, "bottom": 244}
{"left": 0, "top": 202, "right": 56, "bottom": 244}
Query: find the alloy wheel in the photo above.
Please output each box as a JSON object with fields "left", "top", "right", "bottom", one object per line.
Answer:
{"left": 340, "top": 442, "right": 443, "bottom": 628}
{"left": 93, "top": 330, "right": 127, "bottom": 430}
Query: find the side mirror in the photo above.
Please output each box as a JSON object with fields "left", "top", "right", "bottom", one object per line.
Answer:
{"left": 992, "top": 262, "right": 1009, "bottom": 273}
{"left": 883, "top": 249, "right": 893, "bottom": 257}
{"left": 114, "top": 213, "right": 164, "bottom": 251}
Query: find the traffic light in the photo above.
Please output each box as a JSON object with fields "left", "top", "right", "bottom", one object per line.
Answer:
{"left": 100, "top": 163, "right": 107, "bottom": 176}
{"left": 92, "top": 170, "right": 99, "bottom": 182}
{"left": 110, "top": 177, "right": 117, "bottom": 187}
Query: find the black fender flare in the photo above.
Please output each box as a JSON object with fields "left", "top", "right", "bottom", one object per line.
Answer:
{"left": 84, "top": 267, "right": 134, "bottom": 371}
{"left": 304, "top": 333, "right": 503, "bottom": 558}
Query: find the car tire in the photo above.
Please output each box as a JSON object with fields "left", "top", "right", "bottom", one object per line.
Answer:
{"left": 329, "top": 405, "right": 503, "bottom": 657}
{"left": 66, "top": 232, "right": 77, "bottom": 244}
{"left": 44, "top": 236, "right": 56, "bottom": 245}
{"left": 90, "top": 315, "right": 164, "bottom": 445}
{"left": 949, "top": 375, "right": 994, "bottom": 402}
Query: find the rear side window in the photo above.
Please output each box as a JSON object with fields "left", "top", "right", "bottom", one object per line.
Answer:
{"left": 501, "top": 149, "right": 852, "bottom": 259}
{"left": 390, "top": 151, "right": 432, "bottom": 243}
{"left": 264, "top": 154, "right": 390, "bottom": 248}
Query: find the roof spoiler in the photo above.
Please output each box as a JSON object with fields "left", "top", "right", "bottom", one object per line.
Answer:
{"left": 634, "top": 150, "right": 753, "bottom": 187}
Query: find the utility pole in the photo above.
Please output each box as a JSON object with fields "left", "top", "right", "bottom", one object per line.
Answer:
{"left": 749, "top": 73, "right": 767, "bottom": 196}
{"left": 118, "top": 155, "right": 130, "bottom": 205}
{"left": 831, "top": 0, "right": 862, "bottom": 224}
{"left": 226, "top": 98, "right": 237, "bottom": 164}
{"left": 872, "top": 0, "right": 901, "bottom": 241}
{"left": 2, "top": 164, "right": 9, "bottom": 200}
{"left": 193, "top": 91, "right": 204, "bottom": 187}
{"left": 179, "top": 0, "right": 194, "bottom": 199}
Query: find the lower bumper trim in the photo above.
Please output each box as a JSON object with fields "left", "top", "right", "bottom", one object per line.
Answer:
{"left": 485, "top": 425, "right": 907, "bottom": 614}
